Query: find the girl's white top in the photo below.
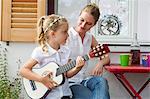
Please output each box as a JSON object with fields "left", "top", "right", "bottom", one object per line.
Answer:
{"left": 31, "top": 44, "right": 72, "bottom": 99}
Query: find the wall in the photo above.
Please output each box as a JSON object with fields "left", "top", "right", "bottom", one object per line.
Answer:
{"left": 137, "top": 0, "right": 150, "bottom": 44}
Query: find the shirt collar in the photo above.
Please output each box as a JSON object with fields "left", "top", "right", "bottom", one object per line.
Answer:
{"left": 70, "top": 27, "right": 91, "bottom": 44}
{"left": 46, "top": 43, "right": 66, "bottom": 56}
{"left": 46, "top": 43, "right": 57, "bottom": 56}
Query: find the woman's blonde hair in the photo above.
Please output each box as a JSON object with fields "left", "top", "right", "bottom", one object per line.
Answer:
{"left": 80, "top": 3, "right": 100, "bottom": 25}
{"left": 37, "top": 14, "right": 68, "bottom": 52}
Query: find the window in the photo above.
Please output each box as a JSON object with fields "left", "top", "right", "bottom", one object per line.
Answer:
{"left": 91, "top": 0, "right": 150, "bottom": 45}
{"left": 91, "top": 0, "right": 134, "bottom": 44}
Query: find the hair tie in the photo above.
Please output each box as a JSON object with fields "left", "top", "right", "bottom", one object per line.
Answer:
{"left": 41, "top": 17, "right": 45, "bottom": 33}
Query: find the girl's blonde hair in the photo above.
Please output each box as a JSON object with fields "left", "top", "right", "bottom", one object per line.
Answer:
{"left": 80, "top": 3, "right": 100, "bottom": 25}
{"left": 37, "top": 14, "right": 68, "bottom": 52}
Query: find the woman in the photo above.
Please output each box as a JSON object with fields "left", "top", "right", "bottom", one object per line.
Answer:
{"left": 66, "top": 3, "right": 110, "bottom": 99}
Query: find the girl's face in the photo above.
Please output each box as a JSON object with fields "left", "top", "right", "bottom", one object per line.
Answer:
{"left": 54, "top": 22, "right": 69, "bottom": 45}
{"left": 76, "top": 11, "right": 95, "bottom": 34}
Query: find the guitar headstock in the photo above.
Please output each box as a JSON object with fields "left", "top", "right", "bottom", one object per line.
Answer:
{"left": 89, "top": 44, "right": 110, "bottom": 60}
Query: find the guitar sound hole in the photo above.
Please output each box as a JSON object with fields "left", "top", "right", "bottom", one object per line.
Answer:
{"left": 29, "top": 80, "right": 37, "bottom": 90}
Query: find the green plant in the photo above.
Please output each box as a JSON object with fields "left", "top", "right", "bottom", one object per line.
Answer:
{"left": 0, "top": 44, "right": 22, "bottom": 99}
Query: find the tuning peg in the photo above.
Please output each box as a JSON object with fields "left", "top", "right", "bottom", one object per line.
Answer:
{"left": 99, "top": 52, "right": 102, "bottom": 55}
{"left": 93, "top": 47, "right": 96, "bottom": 50}
{"left": 101, "top": 46, "right": 104, "bottom": 49}
{"left": 103, "top": 51, "right": 106, "bottom": 53}
{"left": 97, "top": 48, "right": 100, "bottom": 51}
{"left": 95, "top": 53, "right": 98, "bottom": 57}
{"left": 96, "top": 45, "right": 99, "bottom": 48}
{"left": 101, "top": 56, "right": 105, "bottom": 59}
{"left": 93, "top": 50, "right": 96, "bottom": 52}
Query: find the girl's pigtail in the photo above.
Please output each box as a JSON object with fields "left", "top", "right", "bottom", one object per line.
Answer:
{"left": 37, "top": 16, "right": 48, "bottom": 52}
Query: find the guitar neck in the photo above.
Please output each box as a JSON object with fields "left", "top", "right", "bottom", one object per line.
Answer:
{"left": 56, "top": 54, "right": 90, "bottom": 76}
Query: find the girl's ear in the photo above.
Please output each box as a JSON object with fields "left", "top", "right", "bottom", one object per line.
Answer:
{"left": 50, "top": 30, "right": 55, "bottom": 36}
{"left": 47, "top": 30, "right": 55, "bottom": 39}
{"left": 48, "top": 30, "right": 54, "bottom": 35}
{"left": 51, "top": 31, "right": 56, "bottom": 37}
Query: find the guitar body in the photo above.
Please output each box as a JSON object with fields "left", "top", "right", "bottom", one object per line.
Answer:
{"left": 23, "top": 62, "right": 65, "bottom": 99}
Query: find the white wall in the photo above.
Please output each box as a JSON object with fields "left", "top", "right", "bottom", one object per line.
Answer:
{"left": 137, "top": 0, "right": 150, "bottom": 43}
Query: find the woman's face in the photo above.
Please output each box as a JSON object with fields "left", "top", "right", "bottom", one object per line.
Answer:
{"left": 76, "top": 11, "right": 95, "bottom": 34}
{"left": 54, "top": 22, "right": 69, "bottom": 45}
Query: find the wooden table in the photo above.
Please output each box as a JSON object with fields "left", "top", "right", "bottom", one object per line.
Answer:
{"left": 105, "top": 65, "right": 150, "bottom": 99}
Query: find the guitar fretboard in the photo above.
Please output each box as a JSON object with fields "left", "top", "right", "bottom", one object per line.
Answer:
{"left": 56, "top": 55, "right": 89, "bottom": 76}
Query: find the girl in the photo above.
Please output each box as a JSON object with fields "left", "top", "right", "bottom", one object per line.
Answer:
{"left": 19, "top": 14, "right": 85, "bottom": 99}
{"left": 66, "top": 3, "right": 110, "bottom": 99}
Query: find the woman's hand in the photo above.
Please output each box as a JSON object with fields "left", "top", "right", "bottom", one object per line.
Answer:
{"left": 90, "top": 62, "right": 103, "bottom": 76}
{"left": 40, "top": 71, "right": 58, "bottom": 89}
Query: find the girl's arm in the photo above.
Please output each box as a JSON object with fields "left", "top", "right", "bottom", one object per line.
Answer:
{"left": 19, "top": 58, "right": 57, "bottom": 89}
{"left": 19, "top": 58, "right": 42, "bottom": 82}
{"left": 66, "top": 56, "right": 85, "bottom": 78}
